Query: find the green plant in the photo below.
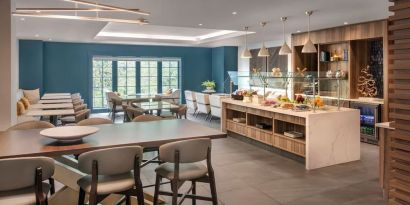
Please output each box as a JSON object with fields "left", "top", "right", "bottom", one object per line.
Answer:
{"left": 201, "top": 80, "right": 216, "bottom": 88}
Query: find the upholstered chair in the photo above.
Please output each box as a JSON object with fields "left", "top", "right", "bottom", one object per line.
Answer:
{"left": 61, "top": 109, "right": 90, "bottom": 125}
{"left": 74, "top": 104, "right": 87, "bottom": 112}
{"left": 77, "top": 146, "right": 144, "bottom": 205}
{"left": 184, "top": 90, "right": 197, "bottom": 115}
{"left": 195, "top": 93, "right": 211, "bottom": 119}
{"left": 124, "top": 106, "right": 146, "bottom": 122}
{"left": 0, "top": 157, "right": 55, "bottom": 205}
{"left": 7, "top": 121, "right": 55, "bottom": 131}
{"left": 132, "top": 114, "right": 162, "bottom": 122}
{"left": 209, "top": 95, "right": 225, "bottom": 122}
{"left": 170, "top": 104, "right": 187, "bottom": 119}
{"left": 77, "top": 118, "right": 113, "bottom": 126}
{"left": 153, "top": 138, "right": 218, "bottom": 205}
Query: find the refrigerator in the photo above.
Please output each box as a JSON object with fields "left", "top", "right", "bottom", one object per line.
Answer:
{"left": 350, "top": 101, "right": 382, "bottom": 145}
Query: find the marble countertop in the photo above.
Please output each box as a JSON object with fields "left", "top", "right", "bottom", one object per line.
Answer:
{"left": 222, "top": 98, "right": 357, "bottom": 118}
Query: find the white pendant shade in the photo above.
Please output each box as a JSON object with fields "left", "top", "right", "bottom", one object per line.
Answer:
{"left": 258, "top": 45, "right": 269, "bottom": 57}
{"left": 241, "top": 48, "right": 252, "bottom": 58}
{"left": 279, "top": 42, "right": 291, "bottom": 55}
{"left": 302, "top": 39, "right": 317, "bottom": 53}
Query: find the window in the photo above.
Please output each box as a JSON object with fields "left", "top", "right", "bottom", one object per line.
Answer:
{"left": 117, "top": 61, "right": 136, "bottom": 96}
{"left": 92, "top": 59, "right": 112, "bottom": 109}
{"left": 162, "top": 60, "right": 179, "bottom": 91}
{"left": 140, "top": 61, "right": 158, "bottom": 95}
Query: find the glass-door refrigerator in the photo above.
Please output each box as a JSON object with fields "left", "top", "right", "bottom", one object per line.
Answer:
{"left": 350, "top": 102, "right": 382, "bottom": 145}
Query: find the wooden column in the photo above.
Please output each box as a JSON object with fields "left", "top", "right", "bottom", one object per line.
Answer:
{"left": 387, "top": 0, "right": 410, "bottom": 204}
{"left": 0, "top": 0, "right": 17, "bottom": 130}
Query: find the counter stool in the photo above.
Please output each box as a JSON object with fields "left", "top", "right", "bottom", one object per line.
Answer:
{"left": 153, "top": 138, "right": 218, "bottom": 205}
{"left": 77, "top": 146, "right": 144, "bottom": 205}
{"left": 0, "top": 157, "right": 55, "bottom": 205}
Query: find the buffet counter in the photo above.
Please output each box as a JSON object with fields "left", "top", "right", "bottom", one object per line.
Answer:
{"left": 221, "top": 98, "right": 360, "bottom": 170}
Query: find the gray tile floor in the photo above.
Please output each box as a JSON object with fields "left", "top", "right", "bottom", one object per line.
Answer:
{"left": 92, "top": 112, "right": 386, "bottom": 205}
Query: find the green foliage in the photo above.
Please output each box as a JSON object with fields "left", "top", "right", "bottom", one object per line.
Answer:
{"left": 201, "top": 80, "right": 216, "bottom": 88}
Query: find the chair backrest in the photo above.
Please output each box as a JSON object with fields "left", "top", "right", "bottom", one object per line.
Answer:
{"left": 126, "top": 107, "right": 145, "bottom": 121}
{"left": 77, "top": 118, "right": 113, "bottom": 126}
{"left": 78, "top": 146, "right": 143, "bottom": 175}
{"left": 132, "top": 114, "right": 162, "bottom": 122}
{"left": 209, "top": 95, "right": 222, "bottom": 118}
{"left": 7, "top": 121, "right": 55, "bottom": 131}
{"left": 75, "top": 109, "right": 90, "bottom": 123}
{"left": 159, "top": 138, "right": 211, "bottom": 163}
{"left": 0, "top": 157, "right": 54, "bottom": 191}
{"left": 74, "top": 104, "right": 87, "bottom": 112}
{"left": 106, "top": 92, "right": 122, "bottom": 108}
{"left": 184, "top": 91, "right": 197, "bottom": 111}
{"left": 195, "top": 93, "right": 210, "bottom": 113}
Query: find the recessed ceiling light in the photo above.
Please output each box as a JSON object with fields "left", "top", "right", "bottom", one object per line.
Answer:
{"left": 198, "top": 23, "right": 203, "bottom": 26}
{"left": 35, "top": 10, "right": 41, "bottom": 13}
{"left": 232, "top": 11, "right": 237, "bottom": 15}
{"left": 344, "top": 22, "right": 348, "bottom": 25}
{"left": 35, "top": 34, "right": 39, "bottom": 37}
{"left": 297, "top": 30, "right": 301, "bottom": 33}
{"left": 20, "top": 17, "right": 25, "bottom": 21}
{"left": 48, "top": 38, "right": 52, "bottom": 41}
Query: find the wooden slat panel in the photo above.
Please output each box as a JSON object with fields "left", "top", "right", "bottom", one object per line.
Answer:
{"left": 390, "top": 2, "right": 410, "bottom": 11}
{"left": 390, "top": 23, "right": 410, "bottom": 31}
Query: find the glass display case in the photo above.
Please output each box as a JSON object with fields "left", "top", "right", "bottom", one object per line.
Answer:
{"left": 225, "top": 71, "right": 348, "bottom": 111}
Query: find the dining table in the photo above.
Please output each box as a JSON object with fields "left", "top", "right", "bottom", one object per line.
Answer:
{"left": 43, "top": 93, "right": 71, "bottom": 97}
{"left": 25, "top": 109, "right": 75, "bottom": 125}
{"left": 0, "top": 119, "right": 227, "bottom": 205}
{"left": 29, "top": 103, "right": 73, "bottom": 110}
{"left": 132, "top": 101, "right": 179, "bottom": 116}
{"left": 41, "top": 95, "right": 72, "bottom": 100}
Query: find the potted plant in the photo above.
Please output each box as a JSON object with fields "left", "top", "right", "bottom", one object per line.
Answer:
{"left": 201, "top": 80, "right": 216, "bottom": 90}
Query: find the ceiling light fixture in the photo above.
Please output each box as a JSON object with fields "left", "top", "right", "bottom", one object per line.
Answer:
{"left": 232, "top": 11, "right": 237, "bottom": 15}
{"left": 279, "top": 17, "right": 291, "bottom": 55}
{"left": 12, "top": 12, "right": 149, "bottom": 25}
{"left": 302, "top": 10, "right": 317, "bottom": 53}
{"left": 297, "top": 30, "right": 301, "bottom": 33}
{"left": 258, "top": 21, "right": 269, "bottom": 57}
{"left": 63, "top": 0, "right": 150, "bottom": 16}
{"left": 16, "top": 8, "right": 144, "bottom": 12}
{"left": 97, "top": 30, "right": 236, "bottom": 41}
{"left": 198, "top": 23, "right": 203, "bottom": 26}
{"left": 35, "top": 34, "right": 39, "bottom": 37}
{"left": 344, "top": 21, "right": 348, "bottom": 25}
{"left": 241, "top": 26, "right": 252, "bottom": 59}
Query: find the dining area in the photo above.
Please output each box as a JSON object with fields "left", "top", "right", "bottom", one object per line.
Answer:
{"left": 3, "top": 89, "right": 227, "bottom": 205}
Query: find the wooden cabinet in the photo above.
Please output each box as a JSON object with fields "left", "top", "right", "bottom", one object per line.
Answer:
{"left": 273, "top": 134, "right": 306, "bottom": 157}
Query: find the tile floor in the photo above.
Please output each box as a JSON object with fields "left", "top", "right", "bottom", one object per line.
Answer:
{"left": 91, "top": 112, "right": 386, "bottom": 205}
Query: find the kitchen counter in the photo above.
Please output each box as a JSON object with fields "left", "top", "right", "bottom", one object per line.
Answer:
{"left": 221, "top": 98, "right": 361, "bottom": 170}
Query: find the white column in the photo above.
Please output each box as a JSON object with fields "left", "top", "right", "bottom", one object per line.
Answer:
{"left": 0, "top": 0, "right": 17, "bottom": 130}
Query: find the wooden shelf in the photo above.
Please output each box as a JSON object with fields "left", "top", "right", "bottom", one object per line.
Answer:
{"left": 247, "top": 125, "right": 273, "bottom": 134}
{"left": 274, "top": 133, "right": 305, "bottom": 144}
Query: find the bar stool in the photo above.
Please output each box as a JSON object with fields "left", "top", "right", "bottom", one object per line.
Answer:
{"left": 0, "top": 157, "right": 55, "bottom": 205}
{"left": 77, "top": 146, "right": 144, "bottom": 205}
{"left": 153, "top": 138, "right": 218, "bottom": 205}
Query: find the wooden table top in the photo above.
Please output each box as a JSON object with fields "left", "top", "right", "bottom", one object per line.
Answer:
{"left": 43, "top": 93, "right": 71, "bottom": 97}
{"left": 30, "top": 103, "right": 73, "bottom": 110}
{"left": 25, "top": 109, "right": 75, "bottom": 116}
{"left": 0, "top": 120, "right": 226, "bottom": 159}
{"left": 38, "top": 99, "right": 73, "bottom": 104}
{"left": 41, "top": 95, "right": 72, "bottom": 100}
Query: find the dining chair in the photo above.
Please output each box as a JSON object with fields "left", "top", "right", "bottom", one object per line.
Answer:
{"left": 124, "top": 106, "right": 146, "bottom": 122}
{"left": 209, "top": 95, "right": 224, "bottom": 122}
{"left": 110, "top": 95, "right": 125, "bottom": 122}
{"left": 184, "top": 90, "right": 197, "bottom": 115}
{"left": 170, "top": 104, "right": 187, "bottom": 119}
{"left": 73, "top": 99, "right": 85, "bottom": 107}
{"left": 77, "top": 118, "right": 113, "bottom": 126}
{"left": 77, "top": 146, "right": 144, "bottom": 205}
{"left": 153, "top": 138, "right": 218, "bottom": 205}
{"left": 0, "top": 157, "right": 55, "bottom": 205}
{"left": 7, "top": 121, "right": 55, "bottom": 131}
{"left": 195, "top": 93, "right": 211, "bottom": 120}
{"left": 74, "top": 104, "right": 87, "bottom": 112}
{"left": 132, "top": 114, "right": 162, "bottom": 122}
{"left": 61, "top": 109, "right": 90, "bottom": 125}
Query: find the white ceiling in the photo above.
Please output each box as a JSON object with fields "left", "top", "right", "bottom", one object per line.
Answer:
{"left": 15, "top": 0, "right": 392, "bottom": 47}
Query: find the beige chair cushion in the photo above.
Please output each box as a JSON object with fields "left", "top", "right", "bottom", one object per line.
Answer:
{"left": 20, "top": 97, "right": 30, "bottom": 109}
{"left": 77, "top": 118, "right": 113, "bottom": 126}
{"left": 155, "top": 162, "right": 208, "bottom": 181}
{"left": 60, "top": 116, "right": 75, "bottom": 123}
{"left": 17, "top": 101, "right": 25, "bottom": 116}
{"left": 77, "top": 172, "right": 134, "bottom": 195}
{"left": 7, "top": 121, "right": 54, "bottom": 131}
{"left": 23, "top": 89, "right": 40, "bottom": 104}
{"left": 159, "top": 138, "right": 211, "bottom": 163}
{"left": 0, "top": 183, "right": 50, "bottom": 205}
{"left": 132, "top": 115, "right": 162, "bottom": 122}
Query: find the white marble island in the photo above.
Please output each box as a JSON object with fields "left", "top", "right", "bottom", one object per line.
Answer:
{"left": 221, "top": 98, "right": 360, "bottom": 170}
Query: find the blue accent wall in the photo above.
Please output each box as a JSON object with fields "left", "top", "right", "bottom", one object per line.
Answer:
{"left": 212, "top": 46, "right": 238, "bottom": 93}
{"left": 19, "top": 40, "right": 237, "bottom": 108}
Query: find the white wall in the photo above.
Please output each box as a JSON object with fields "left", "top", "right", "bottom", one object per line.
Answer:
{"left": 0, "top": 0, "right": 18, "bottom": 130}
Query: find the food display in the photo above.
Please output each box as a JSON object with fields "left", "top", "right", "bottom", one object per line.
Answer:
{"left": 261, "top": 99, "right": 278, "bottom": 107}
{"left": 313, "top": 96, "right": 325, "bottom": 108}
{"left": 281, "top": 103, "right": 294, "bottom": 110}
{"left": 294, "top": 104, "right": 311, "bottom": 111}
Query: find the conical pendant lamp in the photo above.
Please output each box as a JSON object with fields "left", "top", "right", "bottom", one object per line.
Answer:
{"left": 258, "top": 22, "right": 270, "bottom": 57}
{"left": 279, "top": 17, "right": 291, "bottom": 55}
{"left": 241, "top": 26, "right": 252, "bottom": 58}
{"left": 302, "top": 11, "right": 317, "bottom": 53}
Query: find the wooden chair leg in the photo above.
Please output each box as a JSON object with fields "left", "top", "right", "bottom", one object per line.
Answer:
{"left": 192, "top": 181, "right": 196, "bottom": 205}
{"left": 209, "top": 174, "right": 218, "bottom": 205}
{"left": 49, "top": 178, "right": 55, "bottom": 195}
{"left": 125, "top": 195, "right": 131, "bottom": 205}
{"left": 153, "top": 175, "right": 161, "bottom": 205}
{"left": 171, "top": 180, "right": 178, "bottom": 205}
{"left": 78, "top": 188, "right": 85, "bottom": 205}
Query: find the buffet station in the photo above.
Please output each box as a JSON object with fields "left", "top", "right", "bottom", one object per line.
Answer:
{"left": 222, "top": 71, "right": 360, "bottom": 170}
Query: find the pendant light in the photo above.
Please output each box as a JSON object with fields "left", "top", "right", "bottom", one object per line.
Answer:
{"left": 258, "top": 22, "right": 270, "bottom": 57}
{"left": 279, "top": 17, "right": 291, "bottom": 55}
{"left": 241, "top": 26, "right": 252, "bottom": 58}
{"left": 302, "top": 11, "right": 317, "bottom": 53}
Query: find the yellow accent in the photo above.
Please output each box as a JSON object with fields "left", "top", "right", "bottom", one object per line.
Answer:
{"left": 17, "top": 101, "right": 26, "bottom": 116}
